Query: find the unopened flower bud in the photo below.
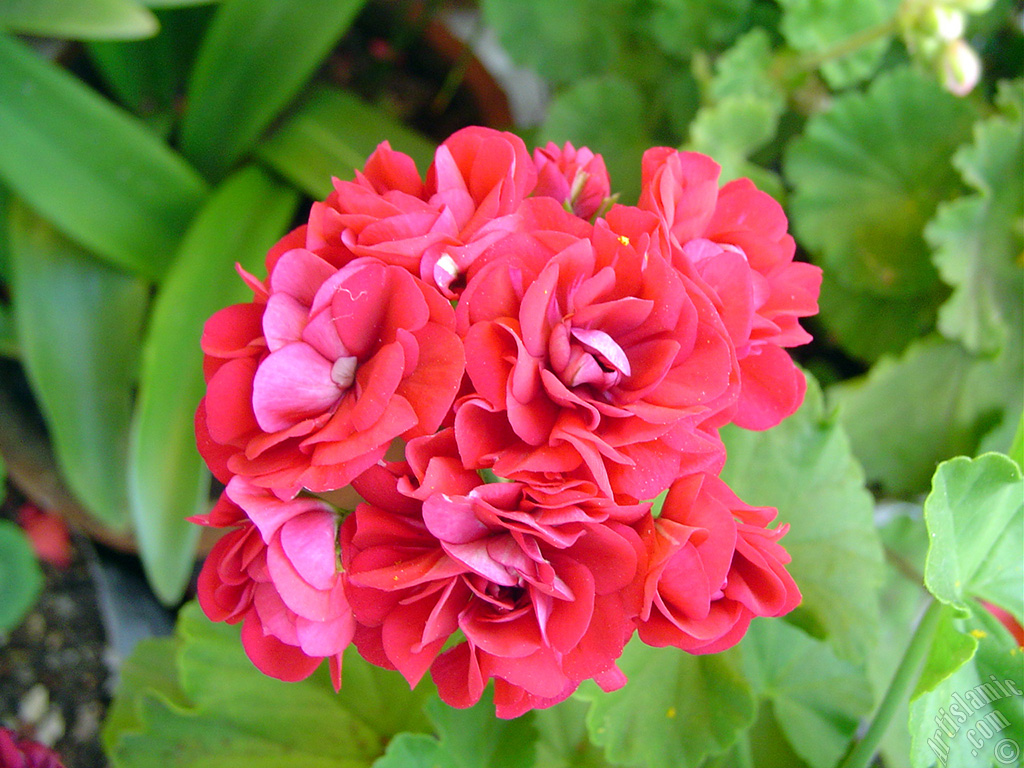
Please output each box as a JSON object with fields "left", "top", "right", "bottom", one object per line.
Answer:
{"left": 930, "top": 6, "right": 966, "bottom": 40}
{"left": 940, "top": 39, "right": 982, "bottom": 96}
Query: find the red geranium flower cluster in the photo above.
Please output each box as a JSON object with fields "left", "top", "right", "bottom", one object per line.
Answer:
{"left": 193, "top": 127, "right": 821, "bottom": 718}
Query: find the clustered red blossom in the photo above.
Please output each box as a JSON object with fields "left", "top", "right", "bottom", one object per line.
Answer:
{"left": 193, "top": 128, "right": 821, "bottom": 719}
{"left": 0, "top": 729, "right": 65, "bottom": 768}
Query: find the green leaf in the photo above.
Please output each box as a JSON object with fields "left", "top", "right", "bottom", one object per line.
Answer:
{"left": 0, "top": 186, "right": 12, "bottom": 358}
{"left": 128, "top": 166, "right": 298, "bottom": 605}
{"left": 86, "top": 5, "right": 214, "bottom": 124}
{"left": 0, "top": 33, "right": 207, "bottom": 280}
{"left": 373, "top": 734, "right": 458, "bottom": 768}
{"left": 257, "top": 85, "right": 437, "bottom": 199}
{"left": 176, "top": 604, "right": 431, "bottom": 749}
{"left": 721, "top": 703, "right": 812, "bottom": 768}
{"left": 908, "top": 607, "right": 1024, "bottom": 768}
{"left": 707, "top": 28, "right": 786, "bottom": 111}
{"left": 923, "top": 454, "right": 1023, "bottom": 621}
{"left": 913, "top": 604, "right": 980, "bottom": 700}
{"left": 10, "top": 200, "right": 148, "bottom": 530}
{"left": 533, "top": 698, "right": 614, "bottom": 768}
{"left": 778, "top": 0, "right": 898, "bottom": 88}
{"left": 647, "top": 0, "right": 752, "bottom": 58}
{"left": 742, "top": 619, "right": 874, "bottom": 768}
{"left": 926, "top": 84, "right": 1024, "bottom": 354}
{"left": 481, "top": 0, "right": 627, "bottom": 85}
{"left": 815, "top": 271, "right": 943, "bottom": 363}
{"left": 179, "top": 0, "right": 367, "bottom": 180}
{"left": 785, "top": 66, "right": 976, "bottom": 297}
{"left": 829, "top": 335, "right": 1022, "bottom": 497}
{"left": 1009, "top": 413, "right": 1024, "bottom": 471}
{"left": 687, "top": 29, "right": 788, "bottom": 200}
{"left": 582, "top": 642, "right": 755, "bottom": 768}
{"left": 539, "top": 75, "right": 651, "bottom": 204}
{"left": 420, "top": 691, "right": 538, "bottom": 768}
{"left": 687, "top": 95, "right": 783, "bottom": 199}
{"left": 0, "top": 0, "right": 158, "bottom": 40}
{"left": 0, "top": 519, "right": 42, "bottom": 632}
{"left": 377, "top": 691, "right": 537, "bottom": 768}
{"left": 720, "top": 374, "right": 884, "bottom": 662}
{"left": 107, "top": 602, "right": 434, "bottom": 768}
{"left": 101, "top": 637, "right": 187, "bottom": 755}
{"left": 140, "top": 0, "right": 223, "bottom": 6}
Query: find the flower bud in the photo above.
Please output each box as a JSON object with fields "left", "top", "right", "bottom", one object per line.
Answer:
{"left": 940, "top": 38, "right": 982, "bottom": 96}
{"left": 929, "top": 6, "right": 966, "bottom": 40}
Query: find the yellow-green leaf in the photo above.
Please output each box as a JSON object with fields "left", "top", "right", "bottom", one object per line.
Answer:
{"left": 179, "top": 0, "right": 368, "bottom": 180}
{"left": 0, "top": 0, "right": 158, "bottom": 40}
{"left": 0, "top": 33, "right": 207, "bottom": 280}
{"left": 128, "top": 165, "right": 299, "bottom": 605}
{"left": 9, "top": 200, "right": 148, "bottom": 530}
{"left": 257, "top": 85, "right": 436, "bottom": 199}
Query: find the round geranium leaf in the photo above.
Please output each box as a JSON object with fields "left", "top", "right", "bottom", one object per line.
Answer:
{"left": 481, "top": 0, "right": 628, "bottom": 85}
{"left": 785, "top": 66, "right": 977, "bottom": 297}
{"left": 926, "top": 83, "right": 1024, "bottom": 355}
{"left": 0, "top": 520, "right": 43, "bottom": 633}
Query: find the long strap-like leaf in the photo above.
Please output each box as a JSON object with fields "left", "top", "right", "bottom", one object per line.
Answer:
{"left": 129, "top": 165, "right": 299, "bottom": 606}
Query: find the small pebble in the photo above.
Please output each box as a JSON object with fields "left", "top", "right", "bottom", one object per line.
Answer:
{"left": 24, "top": 613, "right": 46, "bottom": 641}
{"left": 18, "top": 684, "right": 49, "bottom": 724}
{"left": 34, "top": 707, "right": 66, "bottom": 748}
{"left": 71, "top": 702, "right": 102, "bottom": 743}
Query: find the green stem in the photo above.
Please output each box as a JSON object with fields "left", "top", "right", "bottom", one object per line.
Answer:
{"left": 837, "top": 598, "right": 944, "bottom": 768}
{"left": 796, "top": 16, "right": 901, "bottom": 73}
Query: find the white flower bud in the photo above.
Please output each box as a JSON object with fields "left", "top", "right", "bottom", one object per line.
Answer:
{"left": 940, "top": 39, "right": 982, "bottom": 96}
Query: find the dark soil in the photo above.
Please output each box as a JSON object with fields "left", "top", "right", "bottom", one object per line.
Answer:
{"left": 0, "top": 488, "right": 110, "bottom": 768}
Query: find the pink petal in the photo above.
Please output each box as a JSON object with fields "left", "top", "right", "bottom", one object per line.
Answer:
{"left": 280, "top": 509, "right": 339, "bottom": 590}
{"left": 252, "top": 343, "right": 343, "bottom": 432}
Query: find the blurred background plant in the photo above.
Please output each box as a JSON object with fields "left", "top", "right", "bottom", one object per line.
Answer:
{"left": 0, "top": 0, "right": 1020, "bottom": 767}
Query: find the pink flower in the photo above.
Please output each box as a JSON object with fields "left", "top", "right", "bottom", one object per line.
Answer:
{"left": 639, "top": 148, "right": 821, "bottom": 429}
{"left": 0, "top": 729, "right": 64, "bottom": 768}
{"left": 197, "top": 255, "right": 464, "bottom": 496}
{"left": 454, "top": 198, "right": 739, "bottom": 501}
{"left": 532, "top": 141, "right": 611, "bottom": 219}
{"left": 194, "top": 477, "right": 355, "bottom": 689}
{"left": 636, "top": 473, "right": 800, "bottom": 653}
{"left": 341, "top": 430, "right": 648, "bottom": 718}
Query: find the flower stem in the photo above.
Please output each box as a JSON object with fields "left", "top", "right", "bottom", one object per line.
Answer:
{"left": 796, "top": 17, "right": 901, "bottom": 73}
{"left": 837, "top": 598, "right": 944, "bottom": 768}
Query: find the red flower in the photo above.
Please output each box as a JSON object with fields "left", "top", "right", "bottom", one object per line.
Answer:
{"left": 0, "top": 729, "right": 64, "bottom": 768}
{"left": 639, "top": 148, "right": 821, "bottom": 429}
{"left": 636, "top": 473, "right": 800, "bottom": 653}
{"left": 341, "top": 430, "right": 648, "bottom": 718}
{"left": 454, "top": 198, "right": 739, "bottom": 501}
{"left": 16, "top": 503, "right": 71, "bottom": 569}
{"left": 192, "top": 129, "right": 816, "bottom": 718}
{"left": 196, "top": 254, "right": 464, "bottom": 496}
{"left": 314, "top": 127, "right": 535, "bottom": 296}
{"left": 194, "top": 477, "right": 354, "bottom": 689}
{"left": 532, "top": 141, "right": 611, "bottom": 219}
